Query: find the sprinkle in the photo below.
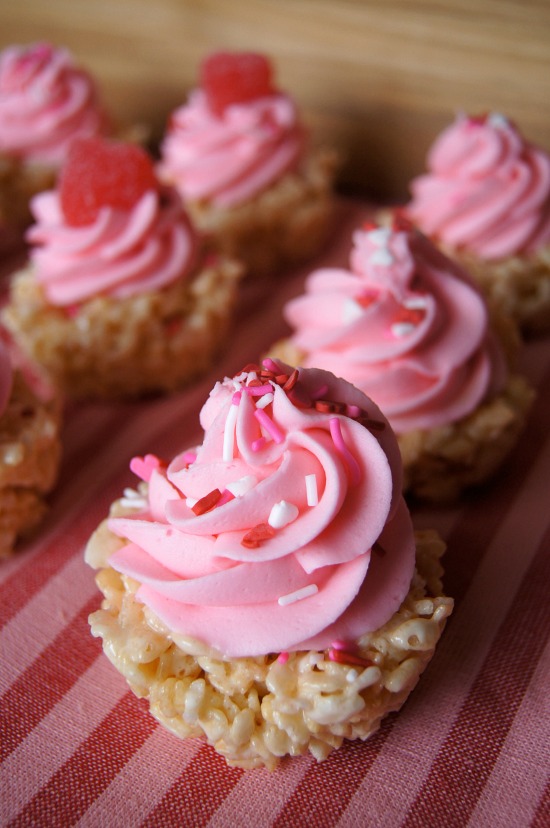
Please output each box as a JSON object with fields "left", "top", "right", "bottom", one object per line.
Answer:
{"left": 254, "top": 409, "right": 284, "bottom": 444}
{"left": 241, "top": 522, "right": 276, "bottom": 548}
{"left": 232, "top": 390, "right": 242, "bottom": 404}
{"left": 262, "top": 357, "right": 281, "bottom": 374}
{"left": 226, "top": 474, "right": 257, "bottom": 497}
{"left": 252, "top": 436, "right": 267, "bottom": 452}
{"left": 342, "top": 298, "right": 365, "bottom": 325}
{"left": 268, "top": 500, "right": 299, "bottom": 529}
{"left": 315, "top": 399, "right": 345, "bottom": 414}
{"left": 367, "top": 227, "right": 392, "bottom": 246}
{"left": 330, "top": 639, "right": 350, "bottom": 651}
{"left": 329, "top": 417, "right": 361, "bottom": 485}
{"left": 282, "top": 369, "right": 299, "bottom": 392}
{"left": 277, "top": 652, "right": 289, "bottom": 664}
{"left": 370, "top": 248, "right": 394, "bottom": 266}
{"left": 346, "top": 404, "right": 361, "bottom": 418}
{"left": 255, "top": 392, "right": 274, "bottom": 409}
{"left": 327, "top": 649, "right": 374, "bottom": 668}
{"left": 305, "top": 474, "right": 319, "bottom": 506}
{"left": 217, "top": 489, "right": 235, "bottom": 507}
{"left": 391, "top": 321, "right": 417, "bottom": 337}
{"left": 403, "top": 295, "right": 428, "bottom": 310}
{"left": 487, "top": 111, "right": 509, "bottom": 130}
{"left": 192, "top": 489, "right": 222, "bottom": 515}
{"left": 120, "top": 488, "right": 147, "bottom": 510}
{"left": 244, "top": 383, "right": 273, "bottom": 396}
{"left": 223, "top": 396, "right": 240, "bottom": 461}
{"left": 278, "top": 584, "right": 318, "bottom": 606}
{"left": 129, "top": 454, "right": 163, "bottom": 482}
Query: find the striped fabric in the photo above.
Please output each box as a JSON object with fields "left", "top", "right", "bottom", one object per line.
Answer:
{"left": 1, "top": 200, "right": 549, "bottom": 828}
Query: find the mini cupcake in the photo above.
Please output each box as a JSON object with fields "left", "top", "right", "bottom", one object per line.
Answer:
{"left": 0, "top": 42, "right": 111, "bottom": 246}
{"left": 404, "top": 112, "right": 550, "bottom": 334}
{"left": 158, "top": 51, "right": 338, "bottom": 277}
{"left": 2, "top": 136, "right": 242, "bottom": 399}
{"left": 0, "top": 329, "right": 62, "bottom": 557}
{"left": 273, "top": 221, "right": 534, "bottom": 501}
{"left": 86, "top": 359, "right": 453, "bottom": 769}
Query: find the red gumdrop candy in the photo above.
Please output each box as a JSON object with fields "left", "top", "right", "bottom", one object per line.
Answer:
{"left": 59, "top": 137, "right": 158, "bottom": 227}
{"left": 200, "top": 51, "right": 274, "bottom": 116}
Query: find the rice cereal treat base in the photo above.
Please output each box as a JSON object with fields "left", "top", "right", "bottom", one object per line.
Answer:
{"left": 187, "top": 148, "right": 339, "bottom": 278}
{"left": 449, "top": 245, "right": 550, "bottom": 337}
{"left": 3, "top": 258, "right": 243, "bottom": 400}
{"left": 87, "top": 498, "right": 453, "bottom": 770}
{"left": 0, "top": 372, "right": 62, "bottom": 557}
{"left": 268, "top": 339, "right": 535, "bottom": 502}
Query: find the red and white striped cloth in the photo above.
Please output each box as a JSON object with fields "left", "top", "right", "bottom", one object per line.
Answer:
{"left": 1, "top": 200, "right": 549, "bottom": 828}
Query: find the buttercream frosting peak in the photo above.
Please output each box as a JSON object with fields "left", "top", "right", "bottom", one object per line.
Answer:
{"left": 106, "top": 361, "right": 415, "bottom": 657}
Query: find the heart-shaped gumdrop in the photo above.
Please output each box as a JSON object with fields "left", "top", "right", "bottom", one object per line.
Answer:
{"left": 59, "top": 136, "right": 158, "bottom": 227}
{"left": 200, "top": 51, "right": 274, "bottom": 116}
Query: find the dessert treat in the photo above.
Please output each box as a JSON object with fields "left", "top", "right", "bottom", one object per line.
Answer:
{"left": 273, "top": 221, "right": 534, "bottom": 501}
{"left": 404, "top": 112, "right": 550, "bottom": 334}
{"left": 0, "top": 330, "right": 62, "bottom": 557}
{"left": 86, "top": 360, "right": 453, "bottom": 769}
{"left": 2, "top": 136, "right": 242, "bottom": 399}
{"left": 0, "top": 42, "right": 110, "bottom": 245}
{"left": 158, "top": 51, "right": 338, "bottom": 277}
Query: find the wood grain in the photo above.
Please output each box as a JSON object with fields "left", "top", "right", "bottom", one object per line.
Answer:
{"left": 2, "top": 0, "right": 549, "bottom": 199}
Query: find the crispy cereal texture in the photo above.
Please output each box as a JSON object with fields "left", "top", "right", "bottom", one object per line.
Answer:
{"left": 87, "top": 496, "right": 453, "bottom": 770}
{"left": 268, "top": 339, "right": 535, "bottom": 502}
{"left": 185, "top": 148, "right": 339, "bottom": 278}
{"left": 0, "top": 373, "right": 62, "bottom": 557}
{"left": 3, "top": 257, "right": 242, "bottom": 400}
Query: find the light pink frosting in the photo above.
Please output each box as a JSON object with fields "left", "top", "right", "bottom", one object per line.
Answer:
{"left": 27, "top": 187, "right": 198, "bottom": 305}
{"left": 407, "top": 112, "right": 550, "bottom": 259}
{"left": 0, "top": 336, "right": 13, "bottom": 417}
{"left": 285, "top": 224, "right": 507, "bottom": 433}
{"left": 106, "top": 361, "right": 416, "bottom": 657}
{"left": 0, "top": 43, "right": 108, "bottom": 166}
{"left": 158, "top": 90, "right": 305, "bottom": 207}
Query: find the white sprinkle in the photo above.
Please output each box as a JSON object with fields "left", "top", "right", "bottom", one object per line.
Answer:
{"left": 370, "top": 248, "right": 394, "bottom": 266}
{"left": 278, "top": 584, "right": 319, "bottom": 606}
{"left": 391, "top": 321, "right": 416, "bottom": 337}
{"left": 488, "top": 112, "right": 509, "bottom": 130}
{"left": 403, "top": 295, "right": 428, "bottom": 310}
{"left": 367, "top": 227, "right": 392, "bottom": 246}
{"left": 255, "top": 392, "right": 274, "bottom": 409}
{"left": 226, "top": 475, "right": 257, "bottom": 497}
{"left": 119, "top": 496, "right": 147, "bottom": 510}
{"left": 223, "top": 399, "right": 239, "bottom": 461}
{"left": 123, "top": 487, "right": 142, "bottom": 500}
{"left": 342, "top": 298, "right": 365, "bottom": 325}
{"left": 186, "top": 496, "right": 198, "bottom": 508}
{"left": 268, "top": 500, "right": 299, "bottom": 529}
{"left": 305, "top": 474, "right": 319, "bottom": 506}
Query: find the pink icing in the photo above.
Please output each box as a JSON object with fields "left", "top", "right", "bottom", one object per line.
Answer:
{"left": 26, "top": 186, "right": 198, "bottom": 305}
{"left": 0, "top": 42, "right": 108, "bottom": 166}
{"left": 106, "top": 361, "right": 416, "bottom": 658}
{"left": 406, "top": 112, "right": 550, "bottom": 259}
{"left": 284, "top": 224, "right": 507, "bottom": 433}
{"left": 158, "top": 89, "right": 305, "bottom": 207}
{"left": 0, "top": 336, "right": 13, "bottom": 417}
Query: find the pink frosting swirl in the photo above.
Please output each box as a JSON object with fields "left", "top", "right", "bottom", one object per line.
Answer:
{"left": 284, "top": 224, "right": 507, "bottom": 433}
{"left": 406, "top": 112, "right": 550, "bottom": 259}
{"left": 27, "top": 186, "right": 198, "bottom": 305}
{"left": 0, "top": 336, "right": 13, "bottom": 417}
{"left": 0, "top": 43, "right": 108, "bottom": 166}
{"left": 106, "top": 361, "right": 416, "bottom": 657}
{"left": 158, "top": 90, "right": 305, "bottom": 207}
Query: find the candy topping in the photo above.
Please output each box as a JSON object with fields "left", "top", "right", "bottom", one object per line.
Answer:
{"left": 200, "top": 51, "right": 275, "bottom": 116}
{"left": 59, "top": 137, "right": 158, "bottom": 226}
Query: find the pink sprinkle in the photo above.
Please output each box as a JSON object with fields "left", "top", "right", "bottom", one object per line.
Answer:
{"left": 262, "top": 358, "right": 280, "bottom": 373}
{"left": 232, "top": 391, "right": 242, "bottom": 405}
{"left": 254, "top": 409, "right": 284, "bottom": 444}
{"left": 330, "top": 639, "right": 352, "bottom": 652}
{"left": 244, "top": 384, "right": 273, "bottom": 397}
{"left": 311, "top": 384, "right": 329, "bottom": 401}
{"left": 346, "top": 404, "right": 361, "bottom": 418}
{"left": 217, "top": 489, "right": 235, "bottom": 507}
{"left": 329, "top": 417, "right": 361, "bottom": 485}
{"left": 129, "top": 454, "right": 161, "bottom": 482}
{"left": 252, "top": 436, "right": 267, "bottom": 452}
{"left": 277, "top": 652, "right": 289, "bottom": 664}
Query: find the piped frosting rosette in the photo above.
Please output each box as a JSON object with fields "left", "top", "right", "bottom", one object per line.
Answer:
{"left": 107, "top": 360, "right": 416, "bottom": 658}
{"left": 158, "top": 90, "right": 305, "bottom": 208}
{"left": 27, "top": 186, "right": 198, "bottom": 306}
{"left": 406, "top": 112, "right": 550, "bottom": 260}
{"left": 284, "top": 222, "right": 507, "bottom": 434}
{"left": 0, "top": 42, "right": 108, "bottom": 165}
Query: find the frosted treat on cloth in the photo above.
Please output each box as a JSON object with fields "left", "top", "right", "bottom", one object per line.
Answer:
{"left": 86, "top": 360, "right": 453, "bottom": 768}
{"left": 272, "top": 220, "right": 534, "bottom": 500}
{"left": 2, "top": 136, "right": 242, "bottom": 399}
{"left": 158, "top": 51, "right": 338, "bottom": 277}
{"left": 405, "top": 112, "right": 550, "bottom": 334}
{"left": 0, "top": 42, "right": 110, "bottom": 239}
{"left": 0, "top": 331, "right": 62, "bottom": 557}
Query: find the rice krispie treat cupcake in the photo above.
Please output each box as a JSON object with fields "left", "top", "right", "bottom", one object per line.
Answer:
{"left": 158, "top": 51, "right": 338, "bottom": 277}
{"left": 273, "top": 220, "right": 534, "bottom": 501}
{"left": 86, "top": 359, "right": 453, "bottom": 769}
{"left": 0, "top": 42, "right": 111, "bottom": 245}
{"left": 2, "top": 136, "right": 242, "bottom": 399}
{"left": 0, "top": 330, "right": 62, "bottom": 557}
{"left": 404, "top": 112, "right": 550, "bottom": 334}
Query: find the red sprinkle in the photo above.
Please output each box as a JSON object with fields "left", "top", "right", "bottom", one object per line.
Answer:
{"left": 192, "top": 488, "right": 222, "bottom": 515}
{"left": 282, "top": 369, "right": 299, "bottom": 392}
{"left": 241, "top": 522, "right": 276, "bottom": 548}
{"left": 328, "top": 649, "right": 374, "bottom": 669}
